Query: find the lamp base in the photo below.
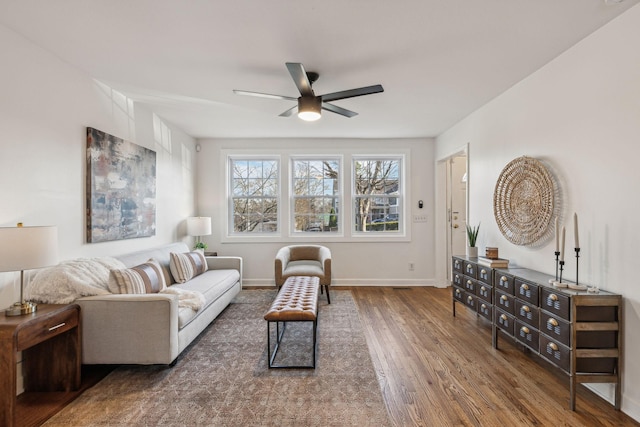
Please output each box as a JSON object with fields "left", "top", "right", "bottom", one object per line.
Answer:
{"left": 5, "top": 301, "right": 37, "bottom": 316}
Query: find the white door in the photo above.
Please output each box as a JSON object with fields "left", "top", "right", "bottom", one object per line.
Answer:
{"left": 450, "top": 156, "right": 467, "bottom": 257}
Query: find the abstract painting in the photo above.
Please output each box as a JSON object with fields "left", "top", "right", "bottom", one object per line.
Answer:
{"left": 86, "top": 127, "right": 156, "bottom": 243}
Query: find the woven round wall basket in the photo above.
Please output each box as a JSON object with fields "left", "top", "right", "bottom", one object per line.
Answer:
{"left": 493, "top": 156, "right": 554, "bottom": 246}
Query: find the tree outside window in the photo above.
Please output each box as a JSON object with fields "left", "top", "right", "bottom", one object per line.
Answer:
{"left": 353, "top": 158, "right": 401, "bottom": 232}
{"left": 292, "top": 159, "right": 340, "bottom": 233}
{"left": 230, "top": 159, "right": 278, "bottom": 233}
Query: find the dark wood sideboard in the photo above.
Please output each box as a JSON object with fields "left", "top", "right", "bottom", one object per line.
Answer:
{"left": 452, "top": 255, "right": 622, "bottom": 411}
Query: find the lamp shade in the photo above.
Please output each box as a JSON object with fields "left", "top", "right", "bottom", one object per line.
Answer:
{"left": 187, "top": 217, "right": 211, "bottom": 237}
{"left": 0, "top": 225, "right": 58, "bottom": 272}
{"left": 298, "top": 96, "right": 322, "bottom": 121}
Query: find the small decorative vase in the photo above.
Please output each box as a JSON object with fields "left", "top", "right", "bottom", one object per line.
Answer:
{"left": 466, "top": 246, "right": 478, "bottom": 258}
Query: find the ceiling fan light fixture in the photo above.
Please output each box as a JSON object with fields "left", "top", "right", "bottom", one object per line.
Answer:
{"left": 298, "top": 96, "right": 321, "bottom": 121}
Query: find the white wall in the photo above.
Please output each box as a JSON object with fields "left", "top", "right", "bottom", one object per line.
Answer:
{"left": 435, "top": 5, "right": 640, "bottom": 420}
{"left": 0, "top": 23, "right": 198, "bottom": 309}
{"left": 196, "top": 137, "right": 437, "bottom": 286}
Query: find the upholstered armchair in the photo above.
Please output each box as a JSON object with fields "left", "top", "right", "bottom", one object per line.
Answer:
{"left": 275, "top": 245, "right": 332, "bottom": 303}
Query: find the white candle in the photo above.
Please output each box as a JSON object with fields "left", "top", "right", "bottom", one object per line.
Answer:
{"left": 574, "top": 212, "right": 579, "bottom": 249}
{"left": 560, "top": 226, "right": 566, "bottom": 262}
{"left": 555, "top": 217, "right": 559, "bottom": 252}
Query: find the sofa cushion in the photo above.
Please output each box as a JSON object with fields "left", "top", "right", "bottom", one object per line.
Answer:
{"left": 169, "top": 251, "right": 208, "bottom": 284}
{"left": 172, "top": 269, "right": 240, "bottom": 329}
{"left": 109, "top": 259, "right": 167, "bottom": 294}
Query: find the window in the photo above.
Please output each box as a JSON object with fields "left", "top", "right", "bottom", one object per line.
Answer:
{"left": 292, "top": 158, "right": 341, "bottom": 233}
{"left": 353, "top": 158, "right": 402, "bottom": 233}
{"left": 230, "top": 158, "right": 279, "bottom": 233}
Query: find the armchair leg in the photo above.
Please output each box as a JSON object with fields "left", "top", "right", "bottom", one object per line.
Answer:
{"left": 325, "top": 285, "right": 331, "bottom": 304}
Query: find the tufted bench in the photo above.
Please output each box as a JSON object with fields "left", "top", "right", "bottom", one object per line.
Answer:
{"left": 264, "top": 276, "right": 319, "bottom": 368}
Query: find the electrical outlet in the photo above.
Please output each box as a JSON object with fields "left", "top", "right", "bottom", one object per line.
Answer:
{"left": 409, "top": 263, "right": 415, "bottom": 271}
{"left": 413, "top": 215, "right": 428, "bottom": 223}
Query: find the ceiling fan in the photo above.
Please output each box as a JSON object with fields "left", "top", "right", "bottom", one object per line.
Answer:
{"left": 233, "top": 62, "right": 384, "bottom": 121}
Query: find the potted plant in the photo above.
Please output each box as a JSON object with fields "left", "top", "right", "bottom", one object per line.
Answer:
{"left": 194, "top": 241, "right": 208, "bottom": 251}
{"left": 466, "top": 223, "right": 480, "bottom": 257}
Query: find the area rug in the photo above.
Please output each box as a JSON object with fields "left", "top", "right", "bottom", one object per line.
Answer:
{"left": 44, "top": 290, "right": 391, "bottom": 426}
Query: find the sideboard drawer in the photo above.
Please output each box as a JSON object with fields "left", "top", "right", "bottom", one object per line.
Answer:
{"left": 495, "top": 290, "right": 515, "bottom": 315}
{"left": 540, "top": 335, "right": 570, "bottom": 372}
{"left": 453, "top": 286, "right": 465, "bottom": 303}
{"left": 540, "top": 313, "right": 571, "bottom": 347}
{"left": 477, "top": 301, "right": 492, "bottom": 321}
{"left": 452, "top": 258, "right": 464, "bottom": 273}
{"left": 465, "top": 294, "right": 476, "bottom": 310}
{"left": 477, "top": 266, "right": 492, "bottom": 284}
{"left": 541, "top": 288, "right": 570, "bottom": 320}
{"left": 515, "top": 300, "right": 540, "bottom": 328}
{"left": 516, "top": 320, "right": 540, "bottom": 352}
{"left": 495, "top": 309, "right": 515, "bottom": 336}
{"left": 494, "top": 273, "right": 515, "bottom": 295}
{"left": 464, "top": 277, "right": 477, "bottom": 294}
{"left": 516, "top": 279, "right": 539, "bottom": 305}
{"left": 453, "top": 273, "right": 463, "bottom": 286}
{"left": 463, "top": 261, "right": 477, "bottom": 279}
{"left": 476, "top": 283, "right": 492, "bottom": 303}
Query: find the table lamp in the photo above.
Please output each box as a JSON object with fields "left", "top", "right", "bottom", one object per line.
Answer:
{"left": 0, "top": 224, "right": 58, "bottom": 316}
{"left": 187, "top": 217, "right": 211, "bottom": 250}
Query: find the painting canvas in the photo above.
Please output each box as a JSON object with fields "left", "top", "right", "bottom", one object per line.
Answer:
{"left": 86, "top": 127, "right": 156, "bottom": 243}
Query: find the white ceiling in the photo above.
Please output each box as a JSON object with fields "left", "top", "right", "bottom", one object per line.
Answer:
{"left": 0, "top": 0, "right": 637, "bottom": 139}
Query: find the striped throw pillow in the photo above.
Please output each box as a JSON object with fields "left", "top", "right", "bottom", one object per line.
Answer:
{"left": 110, "top": 259, "right": 167, "bottom": 294}
{"left": 169, "top": 251, "right": 208, "bottom": 284}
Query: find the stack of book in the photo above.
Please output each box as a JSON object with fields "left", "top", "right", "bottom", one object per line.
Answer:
{"left": 477, "top": 256, "right": 509, "bottom": 268}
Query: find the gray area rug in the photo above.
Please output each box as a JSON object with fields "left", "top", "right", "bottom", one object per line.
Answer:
{"left": 45, "top": 290, "right": 391, "bottom": 426}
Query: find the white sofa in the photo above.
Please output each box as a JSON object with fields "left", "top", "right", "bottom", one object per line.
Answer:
{"left": 76, "top": 242, "right": 242, "bottom": 365}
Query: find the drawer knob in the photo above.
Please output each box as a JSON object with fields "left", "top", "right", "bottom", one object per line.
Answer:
{"left": 522, "top": 305, "right": 531, "bottom": 313}
{"left": 521, "top": 284, "right": 529, "bottom": 291}
{"left": 455, "top": 261, "right": 460, "bottom": 268}
{"left": 467, "top": 280, "right": 473, "bottom": 286}
{"left": 501, "top": 295, "right": 508, "bottom": 301}
{"left": 548, "top": 342, "right": 559, "bottom": 351}
{"left": 481, "top": 286, "right": 486, "bottom": 292}
{"left": 467, "top": 296, "right": 473, "bottom": 302}
{"left": 549, "top": 294, "right": 559, "bottom": 302}
{"left": 501, "top": 276, "right": 507, "bottom": 282}
{"left": 521, "top": 326, "right": 530, "bottom": 334}
{"left": 455, "top": 274, "right": 460, "bottom": 280}
{"left": 481, "top": 304, "right": 487, "bottom": 309}
{"left": 500, "top": 314, "right": 507, "bottom": 321}
{"left": 548, "top": 318, "right": 559, "bottom": 327}
{"left": 481, "top": 269, "right": 487, "bottom": 275}
{"left": 455, "top": 289, "right": 461, "bottom": 296}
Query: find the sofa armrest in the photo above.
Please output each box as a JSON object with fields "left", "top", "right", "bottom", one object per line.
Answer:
{"left": 206, "top": 256, "right": 243, "bottom": 286}
{"left": 75, "top": 293, "right": 180, "bottom": 364}
{"left": 274, "top": 247, "right": 291, "bottom": 286}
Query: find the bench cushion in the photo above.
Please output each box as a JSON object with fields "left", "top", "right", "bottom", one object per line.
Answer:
{"left": 265, "top": 276, "right": 319, "bottom": 322}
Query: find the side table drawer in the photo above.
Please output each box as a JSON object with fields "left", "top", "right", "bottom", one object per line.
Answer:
{"left": 495, "top": 309, "right": 515, "bottom": 336}
{"left": 540, "top": 312, "right": 571, "bottom": 347}
{"left": 515, "top": 279, "right": 539, "bottom": 305}
{"left": 515, "top": 300, "right": 540, "bottom": 327}
{"left": 16, "top": 307, "right": 79, "bottom": 351}
{"left": 495, "top": 290, "right": 515, "bottom": 315}
{"left": 477, "top": 266, "right": 492, "bottom": 284}
{"left": 494, "top": 273, "right": 515, "bottom": 295}
{"left": 476, "top": 283, "right": 492, "bottom": 303}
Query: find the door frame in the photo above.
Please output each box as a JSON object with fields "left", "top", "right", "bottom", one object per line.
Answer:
{"left": 435, "top": 144, "right": 469, "bottom": 286}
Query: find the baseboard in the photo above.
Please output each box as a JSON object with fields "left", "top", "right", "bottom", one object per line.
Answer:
{"left": 583, "top": 383, "right": 639, "bottom": 422}
{"left": 241, "top": 278, "right": 444, "bottom": 287}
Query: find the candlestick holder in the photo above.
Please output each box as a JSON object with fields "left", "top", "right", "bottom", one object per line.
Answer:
{"left": 559, "top": 260, "right": 565, "bottom": 284}
{"left": 554, "top": 251, "right": 560, "bottom": 281}
{"left": 575, "top": 247, "right": 580, "bottom": 285}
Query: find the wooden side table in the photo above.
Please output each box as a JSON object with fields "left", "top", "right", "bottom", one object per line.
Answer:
{"left": 0, "top": 304, "right": 81, "bottom": 427}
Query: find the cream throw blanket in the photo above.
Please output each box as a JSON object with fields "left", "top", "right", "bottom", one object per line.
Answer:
{"left": 26, "top": 257, "right": 206, "bottom": 310}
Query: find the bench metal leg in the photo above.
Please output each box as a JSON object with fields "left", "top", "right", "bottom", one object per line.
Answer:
{"left": 267, "top": 319, "right": 317, "bottom": 369}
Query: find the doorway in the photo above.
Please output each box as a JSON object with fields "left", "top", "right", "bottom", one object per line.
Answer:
{"left": 436, "top": 146, "right": 468, "bottom": 284}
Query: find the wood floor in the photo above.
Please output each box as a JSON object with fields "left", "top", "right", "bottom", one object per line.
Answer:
{"left": 349, "top": 286, "right": 638, "bottom": 427}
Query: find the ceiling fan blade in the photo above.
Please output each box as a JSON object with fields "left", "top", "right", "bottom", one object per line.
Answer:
{"left": 286, "top": 62, "right": 314, "bottom": 97}
{"left": 279, "top": 105, "right": 297, "bottom": 117}
{"left": 322, "top": 102, "right": 358, "bottom": 118}
{"left": 233, "top": 89, "right": 297, "bottom": 101}
{"left": 321, "top": 84, "right": 384, "bottom": 102}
